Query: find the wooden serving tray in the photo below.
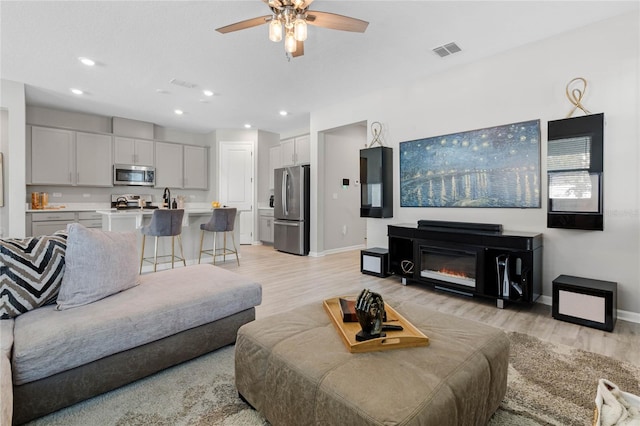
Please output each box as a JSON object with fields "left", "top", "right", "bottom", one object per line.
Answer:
{"left": 323, "top": 297, "right": 429, "bottom": 353}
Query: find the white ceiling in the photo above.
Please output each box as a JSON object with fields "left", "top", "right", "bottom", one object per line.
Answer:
{"left": 1, "top": 1, "right": 637, "bottom": 136}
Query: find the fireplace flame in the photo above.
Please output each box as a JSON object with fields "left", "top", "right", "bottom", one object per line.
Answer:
{"left": 438, "top": 268, "right": 469, "bottom": 279}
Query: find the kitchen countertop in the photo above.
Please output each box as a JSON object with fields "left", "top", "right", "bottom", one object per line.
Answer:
{"left": 95, "top": 207, "right": 212, "bottom": 216}
{"left": 27, "top": 203, "right": 111, "bottom": 213}
{"left": 27, "top": 203, "right": 214, "bottom": 214}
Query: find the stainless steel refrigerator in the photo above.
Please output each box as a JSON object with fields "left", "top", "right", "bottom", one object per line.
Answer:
{"left": 274, "top": 165, "right": 310, "bottom": 255}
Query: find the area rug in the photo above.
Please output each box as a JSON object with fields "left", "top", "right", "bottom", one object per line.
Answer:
{"left": 27, "top": 332, "right": 640, "bottom": 426}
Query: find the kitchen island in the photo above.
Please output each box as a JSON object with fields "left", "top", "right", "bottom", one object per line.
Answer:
{"left": 96, "top": 206, "right": 228, "bottom": 272}
{"left": 95, "top": 207, "right": 212, "bottom": 232}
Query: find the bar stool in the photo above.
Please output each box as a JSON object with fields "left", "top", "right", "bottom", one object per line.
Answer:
{"left": 198, "top": 207, "right": 239, "bottom": 266}
{"left": 139, "top": 209, "right": 186, "bottom": 273}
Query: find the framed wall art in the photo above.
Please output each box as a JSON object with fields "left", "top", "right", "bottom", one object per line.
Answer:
{"left": 400, "top": 119, "right": 541, "bottom": 208}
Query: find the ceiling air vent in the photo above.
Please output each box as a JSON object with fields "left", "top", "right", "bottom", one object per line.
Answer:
{"left": 432, "top": 42, "right": 462, "bottom": 58}
{"left": 169, "top": 78, "right": 197, "bottom": 89}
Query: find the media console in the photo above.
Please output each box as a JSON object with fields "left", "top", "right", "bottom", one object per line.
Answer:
{"left": 388, "top": 221, "right": 542, "bottom": 307}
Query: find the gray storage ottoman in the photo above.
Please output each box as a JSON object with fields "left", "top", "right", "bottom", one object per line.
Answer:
{"left": 235, "top": 300, "right": 509, "bottom": 426}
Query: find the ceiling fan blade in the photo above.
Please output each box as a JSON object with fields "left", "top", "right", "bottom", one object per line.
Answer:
{"left": 306, "top": 10, "right": 368, "bottom": 32}
{"left": 292, "top": 40, "right": 304, "bottom": 57}
{"left": 298, "top": 0, "right": 315, "bottom": 8}
{"left": 216, "top": 15, "right": 271, "bottom": 34}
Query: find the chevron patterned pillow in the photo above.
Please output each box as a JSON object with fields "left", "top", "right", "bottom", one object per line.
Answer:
{"left": 0, "top": 231, "right": 67, "bottom": 319}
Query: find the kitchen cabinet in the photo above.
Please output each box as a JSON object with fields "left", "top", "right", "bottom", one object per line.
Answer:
{"left": 30, "top": 126, "right": 112, "bottom": 187}
{"left": 77, "top": 211, "right": 103, "bottom": 229}
{"left": 31, "top": 127, "right": 74, "bottom": 185}
{"left": 114, "top": 136, "right": 154, "bottom": 166}
{"left": 259, "top": 208, "right": 274, "bottom": 243}
{"left": 76, "top": 132, "right": 113, "bottom": 186}
{"left": 281, "top": 134, "right": 310, "bottom": 166}
{"left": 29, "top": 212, "right": 76, "bottom": 237}
{"left": 269, "top": 145, "right": 282, "bottom": 189}
{"left": 28, "top": 211, "right": 103, "bottom": 236}
{"left": 183, "top": 145, "right": 208, "bottom": 189}
{"left": 155, "top": 141, "right": 184, "bottom": 188}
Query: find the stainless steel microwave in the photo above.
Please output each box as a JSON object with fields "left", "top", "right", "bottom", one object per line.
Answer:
{"left": 113, "top": 164, "right": 155, "bottom": 186}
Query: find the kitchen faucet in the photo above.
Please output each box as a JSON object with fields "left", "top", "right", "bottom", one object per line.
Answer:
{"left": 163, "top": 187, "right": 171, "bottom": 208}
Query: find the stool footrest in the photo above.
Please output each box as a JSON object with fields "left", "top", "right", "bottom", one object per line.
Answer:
{"left": 141, "top": 254, "right": 185, "bottom": 265}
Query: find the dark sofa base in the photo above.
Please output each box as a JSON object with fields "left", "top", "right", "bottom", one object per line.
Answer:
{"left": 13, "top": 307, "right": 255, "bottom": 425}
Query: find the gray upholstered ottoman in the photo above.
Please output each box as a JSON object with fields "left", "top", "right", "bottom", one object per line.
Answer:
{"left": 235, "top": 300, "right": 509, "bottom": 426}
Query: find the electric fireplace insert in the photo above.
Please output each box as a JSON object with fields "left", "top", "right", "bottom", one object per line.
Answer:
{"left": 420, "top": 246, "right": 477, "bottom": 289}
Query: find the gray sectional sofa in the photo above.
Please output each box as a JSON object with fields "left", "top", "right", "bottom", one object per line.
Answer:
{"left": 0, "top": 225, "right": 262, "bottom": 425}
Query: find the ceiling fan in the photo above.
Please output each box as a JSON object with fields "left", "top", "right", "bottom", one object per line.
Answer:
{"left": 215, "top": 0, "right": 369, "bottom": 58}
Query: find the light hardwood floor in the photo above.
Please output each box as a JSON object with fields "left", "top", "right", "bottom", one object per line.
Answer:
{"left": 215, "top": 244, "right": 640, "bottom": 366}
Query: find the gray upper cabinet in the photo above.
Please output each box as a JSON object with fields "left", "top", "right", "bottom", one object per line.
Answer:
{"left": 31, "top": 126, "right": 74, "bottom": 185}
{"left": 30, "top": 127, "right": 112, "bottom": 187}
{"left": 76, "top": 132, "right": 113, "bottom": 186}
{"left": 155, "top": 141, "right": 184, "bottom": 188}
{"left": 183, "top": 145, "right": 208, "bottom": 189}
{"left": 114, "top": 136, "right": 154, "bottom": 166}
{"left": 281, "top": 135, "right": 310, "bottom": 166}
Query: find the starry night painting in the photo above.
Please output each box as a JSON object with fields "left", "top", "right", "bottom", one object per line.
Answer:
{"left": 400, "top": 119, "right": 541, "bottom": 208}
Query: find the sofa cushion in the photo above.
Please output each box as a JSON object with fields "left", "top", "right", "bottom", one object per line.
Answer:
{"left": 12, "top": 264, "right": 262, "bottom": 385}
{"left": 0, "top": 231, "right": 67, "bottom": 319}
{"left": 0, "top": 319, "right": 13, "bottom": 426}
{"left": 56, "top": 223, "right": 139, "bottom": 310}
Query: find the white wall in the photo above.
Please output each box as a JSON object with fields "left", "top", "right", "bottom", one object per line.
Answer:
{"left": 322, "top": 124, "right": 367, "bottom": 252}
{"left": 309, "top": 14, "right": 640, "bottom": 317}
{"left": 0, "top": 80, "right": 27, "bottom": 238}
{"left": 257, "top": 130, "right": 281, "bottom": 206}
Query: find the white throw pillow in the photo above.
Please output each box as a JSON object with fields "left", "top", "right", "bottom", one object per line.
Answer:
{"left": 56, "top": 223, "right": 140, "bottom": 310}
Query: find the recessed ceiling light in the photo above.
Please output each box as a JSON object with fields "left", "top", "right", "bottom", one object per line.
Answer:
{"left": 169, "top": 78, "right": 197, "bottom": 89}
{"left": 279, "top": 110, "right": 288, "bottom": 116}
{"left": 70, "top": 88, "right": 83, "bottom": 95}
{"left": 156, "top": 89, "right": 170, "bottom": 94}
{"left": 78, "top": 57, "right": 95, "bottom": 66}
{"left": 174, "top": 109, "right": 184, "bottom": 115}
{"left": 203, "top": 90, "right": 214, "bottom": 97}
{"left": 244, "top": 124, "right": 252, "bottom": 129}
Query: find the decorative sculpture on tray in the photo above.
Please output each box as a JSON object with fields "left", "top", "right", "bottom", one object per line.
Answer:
{"left": 355, "top": 289, "right": 386, "bottom": 341}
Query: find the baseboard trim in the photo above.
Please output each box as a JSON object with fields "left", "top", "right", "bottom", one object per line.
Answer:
{"left": 321, "top": 244, "right": 366, "bottom": 257}
{"left": 537, "top": 295, "right": 640, "bottom": 324}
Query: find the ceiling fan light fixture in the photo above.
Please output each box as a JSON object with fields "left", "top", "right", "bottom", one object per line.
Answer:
{"left": 294, "top": 17, "right": 307, "bottom": 41}
{"left": 269, "top": 19, "right": 283, "bottom": 42}
{"left": 215, "top": 1, "right": 369, "bottom": 59}
{"left": 285, "top": 32, "right": 297, "bottom": 53}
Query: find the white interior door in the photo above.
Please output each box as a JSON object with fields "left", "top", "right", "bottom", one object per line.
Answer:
{"left": 219, "top": 141, "right": 254, "bottom": 244}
